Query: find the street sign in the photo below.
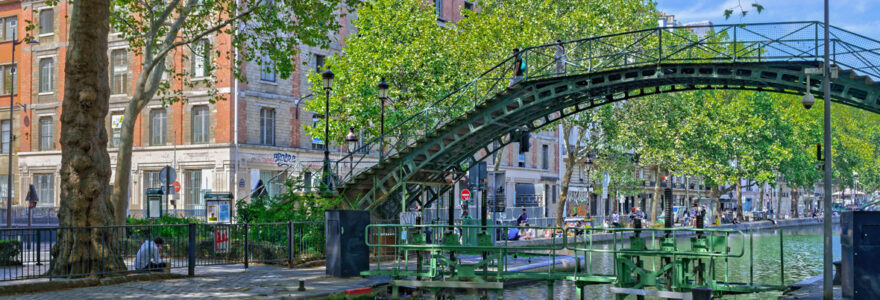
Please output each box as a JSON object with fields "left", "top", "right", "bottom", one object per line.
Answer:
{"left": 461, "top": 189, "right": 471, "bottom": 202}
{"left": 172, "top": 181, "right": 181, "bottom": 193}
{"left": 159, "top": 166, "right": 176, "bottom": 184}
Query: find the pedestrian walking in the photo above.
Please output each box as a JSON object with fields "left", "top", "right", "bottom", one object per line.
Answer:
{"left": 509, "top": 48, "right": 526, "bottom": 87}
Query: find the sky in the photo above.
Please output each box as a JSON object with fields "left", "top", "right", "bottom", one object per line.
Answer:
{"left": 655, "top": 0, "right": 880, "bottom": 37}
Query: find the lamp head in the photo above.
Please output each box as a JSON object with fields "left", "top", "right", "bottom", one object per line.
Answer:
{"left": 377, "top": 78, "right": 389, "bottom": 100}
{"left": 321, "top": 69, "right": 334, "bottom": 90}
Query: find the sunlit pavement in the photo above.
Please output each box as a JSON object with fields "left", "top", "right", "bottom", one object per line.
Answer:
{"left": 1, "top": 264, "right": 390, "bottom": 300}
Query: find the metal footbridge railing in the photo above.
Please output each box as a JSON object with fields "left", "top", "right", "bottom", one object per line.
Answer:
{"left": 364, "top": 224, "right": 789, "bottom": 299}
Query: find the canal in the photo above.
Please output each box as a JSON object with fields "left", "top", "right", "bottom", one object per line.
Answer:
{"left": 459, "top": 224, "right": 841, "bottom": 299}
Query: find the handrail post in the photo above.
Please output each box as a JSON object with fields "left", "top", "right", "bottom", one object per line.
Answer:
{"left": 288, "top": 221, "right": 294, "bottom": 268}
{"left": 780, "top": 229, "right": 784, "bottom": 286}
{"left": 188, "top": 223, "right": 196, "bottom": 277}
{"left": 815, "top": 22, "right": 820, "bottom": 60}
{"left": 244, "top": 223, "right": 250, "bottom": 269}
{"left": 733, "top": 26, "right": 737, "bottom": 62}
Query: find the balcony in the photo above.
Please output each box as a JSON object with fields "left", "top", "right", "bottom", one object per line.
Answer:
{"left": 515, "top": 194, "right": 543, "bottom": 207}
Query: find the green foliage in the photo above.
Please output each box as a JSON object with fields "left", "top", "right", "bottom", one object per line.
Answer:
{"left": 236, "top": 177, "right": 340, "bottom": 223}
{"left": 306, "top": 0, "right": 658, "bottom": 145}
{"left": 0, "top": 239, "right": 22, "bottom": 266}
{"left": 127, "top": 215, "right": 203, "bottom": 225}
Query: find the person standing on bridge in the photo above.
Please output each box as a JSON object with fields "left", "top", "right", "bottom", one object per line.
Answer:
{"left": 555, "top": 40, "right": 566, "bottom": 74}
{"left": 510, "top": 48, "right": 526, "bottom": 87}
{"left": 517, "top": 208, "right": 529, "bottom": 226}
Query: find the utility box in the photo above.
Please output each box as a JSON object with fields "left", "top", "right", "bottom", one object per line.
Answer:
{"left": 841, "top": 211, "right": 880, "bottom": 299}
{"left": 325, "top": 210, "right": 370, "bottom": 277}
{"left": 145, "top": 188, "right": 164, "bottom": 218}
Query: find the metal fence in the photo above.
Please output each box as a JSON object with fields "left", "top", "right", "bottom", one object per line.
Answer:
{"left": 0, "top": 221, "right": 324, "bottom": 282}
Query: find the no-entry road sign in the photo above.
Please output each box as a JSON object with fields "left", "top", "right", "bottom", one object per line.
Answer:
{"left": 461, "top": 189, "right": 471, "bottom": 202}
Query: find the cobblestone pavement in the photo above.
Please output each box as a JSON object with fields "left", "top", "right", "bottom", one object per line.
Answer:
{"left": 2, "top": 265, "right": 390, "bottom": 300}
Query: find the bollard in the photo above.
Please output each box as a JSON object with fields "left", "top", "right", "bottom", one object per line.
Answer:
{"left": 691, "top": 287, "right": 713, "bottom": 300}
{"left": 244, "top": 223, "right": 250, "bottom": 269}
{"left": 188, "top": 223, "right": 196, "bottom": 277}
{"left": 287, "top": 221, "right": 294, "bottom": 268}
{"left": 298, "top": 279, "right": 306, "bottom": 291}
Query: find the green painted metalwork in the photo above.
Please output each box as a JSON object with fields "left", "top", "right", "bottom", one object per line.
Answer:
{"left": 332, "top": 21, "right": 880, "bottom": 216}
{"left": 365, "top": 224, "right": 786, "bottom": 298}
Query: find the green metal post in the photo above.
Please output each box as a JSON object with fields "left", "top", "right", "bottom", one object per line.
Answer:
{"left": 547, "top": 280, "right": 554, "bottom": 300}
{"left": 749, "top": 228, "right": 754, "bottom": 286}
{"left": 780, "top": 229, "right": 785, "bottom": 286}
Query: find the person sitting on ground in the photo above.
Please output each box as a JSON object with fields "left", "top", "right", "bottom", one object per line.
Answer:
{"left": 522, "top": 224, "right": 535, "bottom": 240}
{"left": 508, "top": 224, "right": 521, "bottom": 241}
{"left": 135, "top": 237, "right": 166, "bottom": 272}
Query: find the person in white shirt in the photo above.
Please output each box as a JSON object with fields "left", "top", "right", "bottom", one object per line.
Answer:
{"left": 134, "top": 237, "right": 166, "bottom": 271}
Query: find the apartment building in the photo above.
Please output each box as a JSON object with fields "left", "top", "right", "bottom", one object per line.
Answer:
{"left": 3, "top": 0, "right": 562, "bottom": 223}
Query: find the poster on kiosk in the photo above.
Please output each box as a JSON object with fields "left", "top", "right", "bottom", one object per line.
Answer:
{"left": 205, "top": 193, "right": 233, "bottom": 254}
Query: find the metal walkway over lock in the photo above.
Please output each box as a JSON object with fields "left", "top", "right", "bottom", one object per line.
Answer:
{"left": 331, "top": 21, "right": 880, "bottom": 218}
{"left": 364, "top": 224, "right": 788, "bottom": 299}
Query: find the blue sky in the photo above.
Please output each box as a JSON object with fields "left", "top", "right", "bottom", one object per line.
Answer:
{"left": 655, "top": 0, "right": 880, "bottom": 37}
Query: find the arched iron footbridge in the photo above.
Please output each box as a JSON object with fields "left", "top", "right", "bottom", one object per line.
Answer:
{"left": 331, "top": 21, "right": 880, "bottom": 218}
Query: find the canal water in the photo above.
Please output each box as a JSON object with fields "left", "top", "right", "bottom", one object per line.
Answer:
{"left": 458, "top": 224, "right": 841, "bottom": 299}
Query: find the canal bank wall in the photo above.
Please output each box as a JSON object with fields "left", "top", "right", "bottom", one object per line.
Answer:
{"left": 508, "top": 216, "right": 839, "bottom": 247}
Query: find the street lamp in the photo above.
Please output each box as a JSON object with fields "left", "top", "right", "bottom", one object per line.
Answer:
{"left": 801, "top": 75, "right": 815, "bottom": 110}
{"left": 6, "top": 38, "right": 38, "bottom": 228}
{"left": 377, "top": 78, "right": 389, "bottom": 162}
{"left": 345, "top": 127, "right": 359, "bottom": 179}
{"left": 321, "top": 69, "right": 334, "bottom": 192}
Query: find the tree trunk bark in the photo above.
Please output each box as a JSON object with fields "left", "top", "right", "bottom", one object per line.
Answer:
{"left": 52, "top": 0, "right": 126, "bottom": 275}
{"left": 791, "top": 187, "right": 799, "bottom": 218}
{"left": 111, "top": 98, "right": 143, "bottom": 224}
{"left": 735, "top": 178, "right": 744, "bottom": 222}
{"left": 758, "top": 183, "right": 765, "bottom": 211}
{"left": 556, "top": 155, "right": 575, "bottom": 227}
{"left": 650, "top": 166, "right": 662, "bottom": 224}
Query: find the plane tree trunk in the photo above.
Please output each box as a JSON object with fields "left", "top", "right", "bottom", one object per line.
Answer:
{"left": 52, "top": 0, "right": 126, "bottom": 275}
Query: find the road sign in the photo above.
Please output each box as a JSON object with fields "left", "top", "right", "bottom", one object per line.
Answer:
{"left": 461, "top": 189, "right": 471, "bottom": 202}
{"left": 159, "top": 166, "right": 176, "bottom": 184}
{"left": 172, "top": 181, "right": 181, "bottom": 193}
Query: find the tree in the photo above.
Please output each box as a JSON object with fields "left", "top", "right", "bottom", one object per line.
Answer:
{"left": 51, "top": 0, "right": 126, "bottom": 275}
{"left": 107, "top": 0, "right": 357, "bottom": 225}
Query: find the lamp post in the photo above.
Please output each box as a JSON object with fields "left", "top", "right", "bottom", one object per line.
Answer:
{"left": 799, "top": 2, "right": 834, "bottom": 297}
{"left": 854, "top": 171, "right": 859, "bottom": 208}
{"left": 377, "top": 78, "right": 388, "bottom": 162}
{"left": 345, "top": 127, "right": 359, "bottom": 179}
{"left": 6, "top": 38, "right": 38, "bottom": 228}
{"left": 321, "top": 69, "right": 334, "bottom": 192}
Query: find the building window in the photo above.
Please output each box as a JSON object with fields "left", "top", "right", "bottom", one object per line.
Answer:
{"left": 0, "top": 175, "right": 11, "bottom": 204}
{"left": 541, "top": 144, "right": 549, "bottom": 170}
{"left": 0, "top": 65, "right": 15, "bottom": 95}
{"left": 434, "top": 0, "right": 442, "bottom": 18}
{"left": 39, "top": 58, "right": 53, "bottom": 93}
{"left": 150, "top": 109, "right": 166, "bottom": 146}
{"left": 259, "top": 170, "right": 284, "bottom": 197}
{"left": 260, "top": 54, "right": 275, "bottom": 82}
{"left": 191, "top": 105, "right": 209, "bottom": 144}
{"left": 0, "top": 120, "right": 9, "bottom": 154}
{"left": 144, "top": 171, "right": 161, "bottom": 191}
{"left": 35, "top": 173, "right": 54, "bottom": 206}
{"left": 1, "top": 16, "right": 15, "bottom": 41}
{"left": 311, "top": 114, "right": 324, "bottom": 150}
{"left": 111, "top": 50, "right": 128, "bottom": 95}
{"left": 518, "top": 153, "right": 525, "bottom": 168}
{"left": 39, "top": 9, "right": 53, "bottom": 35}
{"left": 260, "top": 107, "right": 275, "bottom": 146}
{"left": 314, "top": 54, "right": 325, "bottom": 73}
{"left": 110, "top": 113, "right": 123, "bottom": 147}
{"left": 192, "top": 39, "right": 210, "bottom": 78}
{"left": 185, "top": 170, "right": 203, "bottom": 210}
{"left": 39, "top": 117, "right": 52, "bottom": 150}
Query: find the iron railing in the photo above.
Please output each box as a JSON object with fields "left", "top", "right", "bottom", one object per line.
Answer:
{"left": 332, "top": 21, "right": 880, "bottom": 202}
{"left": 0, "top": 221, "right": 324, "bottom": 282}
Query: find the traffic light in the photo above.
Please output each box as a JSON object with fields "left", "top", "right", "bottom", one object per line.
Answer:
{"left": 519, "top": 131, "right": 531, "bottom": 153}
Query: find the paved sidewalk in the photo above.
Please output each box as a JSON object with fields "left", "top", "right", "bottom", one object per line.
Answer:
{"left": 2, "top": 265, "right": 390, "bottom": 300}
